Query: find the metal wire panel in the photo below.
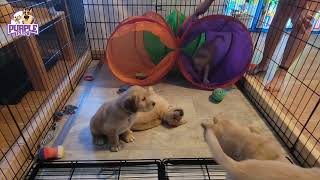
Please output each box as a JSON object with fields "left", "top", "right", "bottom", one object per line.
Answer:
{"left": 25, "top": 160, "right": 162, "bottom": 180}
{"left": 238, "top": 0, "right": 320, "bottom": 167}
{"left": 164, "top": 158, "right": 227, "bottom": 180}
{"left": 25, "top": 159, "right": 227, "bottom": 180}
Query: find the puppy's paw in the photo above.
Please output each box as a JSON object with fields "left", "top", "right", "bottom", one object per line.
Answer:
{"left": 93, "top": 137, "right": 105, "bottom": 146}
{"left": 122, "top": 133, "right": 135, "bottom": 143}
{"left": 177, "top": 119, "right": 187, "bottom": 126}
{"left": 201, "top": 121, "right": 215, "bottom": 133}
{"left": 248, "top": 125, "right": 262, "bottom": 134}
{"left": 110, "top": 144, "right": 122, "bottom": 152}
{"left": 203, "top": 79, "right": 210, "bottom": 84}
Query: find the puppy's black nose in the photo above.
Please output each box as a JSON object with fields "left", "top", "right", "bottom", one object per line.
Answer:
{"left": 152, "top": 102, "right": 156, "bottom": 106}
{"left": 180, "top": 110, "right": 184, "bottom": 116}
{"left": 176, "top": 109, "right": 184, "bottom": 116}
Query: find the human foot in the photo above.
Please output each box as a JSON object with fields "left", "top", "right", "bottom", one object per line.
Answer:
{"left": 194, "top": 0, "right": 215, "bottom": 16}
{"left": 264, "top": 68, "right": 287, "bottom": 92}
{"left": 248, "top": 63, "right": 268, "bottom": 75}
{"left": 297, "top": 12, "right": 313, "bottom": 34}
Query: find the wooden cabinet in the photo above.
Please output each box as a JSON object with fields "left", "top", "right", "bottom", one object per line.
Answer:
{"left": 0, "top": 10, "right": 77, "bottom": 104}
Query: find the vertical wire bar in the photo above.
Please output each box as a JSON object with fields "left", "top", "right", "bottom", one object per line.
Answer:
{"left": 82, "top": 1, "right": 94, "bottom": 60}
{"left": 5, "top": 105, "right": 33, "bottom": 159}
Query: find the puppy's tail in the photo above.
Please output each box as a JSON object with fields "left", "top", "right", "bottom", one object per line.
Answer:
{"left": 201, "top": 123, "right": 237, "bottom": 171}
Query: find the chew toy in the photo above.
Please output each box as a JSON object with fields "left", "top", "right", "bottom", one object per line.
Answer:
{"left": 210, "top": 88, "right": 226, "bottom": 103}
{"left": 38, "top": 145, "right": 64, "bottom": 161}
{"left": 63, "top": 105, "right": 78, "bottom": 114}
{"left": 84, "top": 75, "right": 95, "bottom": 81}
{"left": 135, "top": 72, "right": 147, "bottom": 80}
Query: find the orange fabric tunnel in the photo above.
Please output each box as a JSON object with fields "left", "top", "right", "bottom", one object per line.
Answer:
{"left": 106, "top": 12, "right": 178, "bottom": 86}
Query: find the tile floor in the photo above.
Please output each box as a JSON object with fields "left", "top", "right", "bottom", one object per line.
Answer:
{"left": 55, "top": 61, "right": 287, "bottom": 160}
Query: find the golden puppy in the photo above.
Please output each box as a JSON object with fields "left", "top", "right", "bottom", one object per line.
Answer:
{"left": 202, "top": 122, "right": 320, "bottom": 180}
{"left": 207, "top": 117, "right": 287, "bottom": 162}
{"left": 90, "top": 86, "right": 155, "bottom": 152}
{"left": 131, "top": 87, "right": 186, "bottom": 131}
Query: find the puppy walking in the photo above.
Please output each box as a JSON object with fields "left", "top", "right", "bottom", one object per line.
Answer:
{"left": 90, "top": 86, "right": 155, "bottom": 152}
{"left": 202, "top": 121, "right": 320, "bottom": 180}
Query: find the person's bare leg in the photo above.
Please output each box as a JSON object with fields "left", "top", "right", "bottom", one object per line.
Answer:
{"left": 266, "top": 1, "right": 317, "bottom": 92}
{"left": 249, "top": 1, "right": 290, "bottom": 74}
{"left": 258, "top": 7, "right": 267, "bottom": 28}
{"left": 193, "top": 0, "right": 215, "bottom": 17}
{"left": 182, "top": 0, "right": 215, "bottom": 36}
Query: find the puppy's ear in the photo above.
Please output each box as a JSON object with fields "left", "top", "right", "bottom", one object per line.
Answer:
{"left": 212, "top": 117, "right": 219, "bottom": 124}
{"left": 201, "top": 122, "right": 210, "bottom": 137}
{"left": 124, "top": 95, "right": 138, "bottom": 113}
{"left": 147, "top": 86, "right": 155, "bottom": 94}
{"left": 201, "top": 122, "right": 210, "bottom": 130}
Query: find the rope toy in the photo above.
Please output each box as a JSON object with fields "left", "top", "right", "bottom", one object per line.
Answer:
{"left": 39, "top": 122, "right": 57, "bottom": 147}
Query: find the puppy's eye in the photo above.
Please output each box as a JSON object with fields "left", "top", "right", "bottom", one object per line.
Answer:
{"left": 142, "top": 97, "right": 146, "bottom": 101}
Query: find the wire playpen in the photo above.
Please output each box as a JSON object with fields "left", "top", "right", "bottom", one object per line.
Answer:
{"left": 0, "top": 0, "right": 319, "bottom": 179}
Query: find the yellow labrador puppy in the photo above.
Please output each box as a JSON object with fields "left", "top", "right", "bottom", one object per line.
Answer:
{"left": 90, "top": 86, "right": 155, "bottom": 152}
{"left": 208, "top": 117, "right": 287, "bottom": 162}
{"left": 202, "top": 122, "right": 320, "bottom": 180}
{"left": 131, "top": 87, "right": 186, "bottom": 131}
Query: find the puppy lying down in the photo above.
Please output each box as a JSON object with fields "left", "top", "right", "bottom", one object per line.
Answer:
{"left": 202, "top": 121, "right": 320, "bottom": 180}
{"left": 90, "top": 86, "right": 155, "bottom": 152}
{"left": 208, "top": 117, "right": 287, "bottom": 162}
{"left": 131, "top": 87, "right": 186, "bottom": 131}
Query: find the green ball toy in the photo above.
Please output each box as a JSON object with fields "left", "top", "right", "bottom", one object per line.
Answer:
{"left": 210, "top": 88, "right": 227, "bottom": 103}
